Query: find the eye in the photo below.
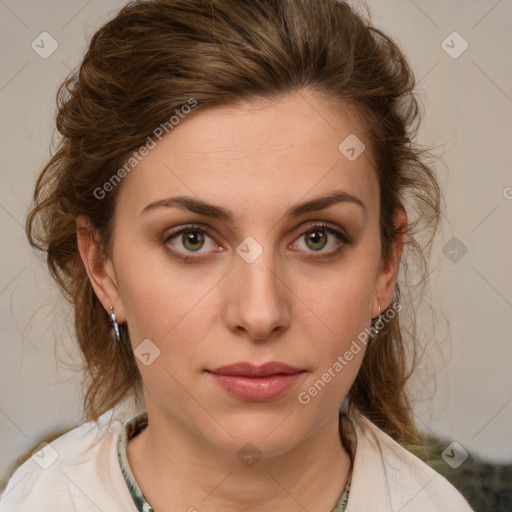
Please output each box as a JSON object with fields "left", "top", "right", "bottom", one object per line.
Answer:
{"left": 291, "top": 222, "right": 351, "bottom": 260}
{"left": 163, "top": 224, "right": 219, "bottom": 260}
{"left": 163, "top": 222, "right": 351, "bottom": 263}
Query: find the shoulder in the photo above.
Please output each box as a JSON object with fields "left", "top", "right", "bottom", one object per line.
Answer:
{"left": 346, "top": 411, "right": 475, "bottom": 512}
{"left": 0, "top": 410, "right": 136, "bottom": 512}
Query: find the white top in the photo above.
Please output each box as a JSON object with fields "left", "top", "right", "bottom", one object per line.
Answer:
{"left": 0, "top": 409, "right": 474, "bottom": 511}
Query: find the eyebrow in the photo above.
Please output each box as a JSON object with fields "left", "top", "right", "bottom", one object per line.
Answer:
{"left": 140, "top": 190, "right": 366, "bottom": 220}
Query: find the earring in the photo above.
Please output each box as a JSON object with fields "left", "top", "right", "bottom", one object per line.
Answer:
{"left": 371, "top": 302, "right": 384, "bottom": 334}
{"left": 109, "top": 305, "right": 121, "bottom": 345}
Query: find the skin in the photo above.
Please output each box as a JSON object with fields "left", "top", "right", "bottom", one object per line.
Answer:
{"left": 77, "top": 91, "right": 406, "bottom": 512}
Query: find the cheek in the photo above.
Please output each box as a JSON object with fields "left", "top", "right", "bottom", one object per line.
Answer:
{"left": 114, "top": 236, "right": 214, "bottom": 342}
{"left": 297, "top": 267, "right": 374, "bottom": 340}
{"left": 116, "top": 259, "right": 211, "bottom": 398}
{"left": 294, "top": 287, "right": 371, "bottom": 411}
{"left": 291, "top": 267, "right": 374, "bottom": 399}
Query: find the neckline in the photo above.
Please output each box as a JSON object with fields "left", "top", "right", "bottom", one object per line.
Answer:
{"left": 117, "top": 411, "right": 351, "bottom": 512}
{"left": 117, "top": 412, "right": 152, "bottom": 511}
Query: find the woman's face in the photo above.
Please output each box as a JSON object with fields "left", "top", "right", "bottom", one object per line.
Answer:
{"left": 86, "top": 91, "right": 402, "bottom": 457}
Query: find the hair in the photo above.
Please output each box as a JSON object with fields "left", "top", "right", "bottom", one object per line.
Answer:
{"left": 26, "top": 0, "right": 441, "bottom": 451}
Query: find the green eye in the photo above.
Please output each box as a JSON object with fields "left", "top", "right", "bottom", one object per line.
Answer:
{"left": 163, "top": 222, "right": 351, "bottom": 263}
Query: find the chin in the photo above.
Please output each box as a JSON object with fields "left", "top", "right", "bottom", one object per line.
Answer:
{"left": 201, "top": 411, "right": 313, "bottom": 458}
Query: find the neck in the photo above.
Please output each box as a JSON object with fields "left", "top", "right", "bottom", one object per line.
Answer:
{"left": 127, "top": 407, "right": 351, "bottom": 512}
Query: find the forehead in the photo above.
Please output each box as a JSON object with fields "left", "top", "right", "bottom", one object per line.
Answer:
{"left": 117, "top": 92, "right": 379, "bottom": 221}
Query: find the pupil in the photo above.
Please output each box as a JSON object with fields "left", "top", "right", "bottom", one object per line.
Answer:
{"left": 308, "top": 231, "right": 326, "bottom": 250}
{"left": 184, "top": 231, "right": 203, "bottom": 251}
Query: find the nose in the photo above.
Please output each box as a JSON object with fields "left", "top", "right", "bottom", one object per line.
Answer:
{"left": 222, "top": 246, "right": 291, "bottom": 341}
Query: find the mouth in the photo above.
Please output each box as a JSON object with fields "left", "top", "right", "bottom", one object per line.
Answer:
{"left": 206, "top": 362, "right": 306, "bottom": 401}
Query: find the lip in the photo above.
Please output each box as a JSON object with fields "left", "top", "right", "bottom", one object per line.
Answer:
{"left": 209, "top": 362, "right": 304, "bottom": 377}
{"left": 206, "top": 362, "right": 306, "bottom": 401}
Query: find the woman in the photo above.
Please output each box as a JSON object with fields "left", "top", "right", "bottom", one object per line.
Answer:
{"left": 0, "top": 0, "right": 474, "bottom": 510}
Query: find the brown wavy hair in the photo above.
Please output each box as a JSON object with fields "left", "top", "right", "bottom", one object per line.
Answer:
{"left": 26, "top": 0, "right": 441, "bottom": 448}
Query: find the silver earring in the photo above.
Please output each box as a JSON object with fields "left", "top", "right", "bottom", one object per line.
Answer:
{"left": 371, "top": 302, "right": 383, "bottom": 334}
{"left": 109, "top": 305, "right": 121, "bottom": 345}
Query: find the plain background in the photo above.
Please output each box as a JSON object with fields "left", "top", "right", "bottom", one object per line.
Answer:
{"left": 1, "top": 0, "right": 511, "bottom": 482}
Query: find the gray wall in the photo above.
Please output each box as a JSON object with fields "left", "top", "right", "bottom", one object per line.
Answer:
{"left": 1, "top": 0, "right": 511, "bottom": 481}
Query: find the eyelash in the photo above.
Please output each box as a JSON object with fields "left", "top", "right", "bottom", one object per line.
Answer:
{"left": 162, "top": 222, "right": 352, "bottom": 263}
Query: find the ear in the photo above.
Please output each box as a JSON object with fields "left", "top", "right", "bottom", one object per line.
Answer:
{"left": 372, "top": 208, "right": 407, "bottom": 317}
{"left": 76, "top": 215, "right": 126, "bottom": 323}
